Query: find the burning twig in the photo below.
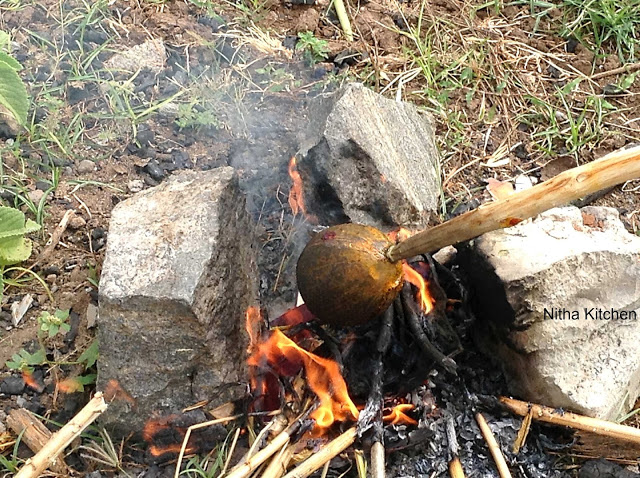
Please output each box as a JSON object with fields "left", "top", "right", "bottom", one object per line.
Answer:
{"left": 6, "top": 409, "right": 69, "bottom": 476}
{"left": 500, "top": 397, "right": 640, "bottom": 445}
{"left": 475, "top": 413, "right": 513, "bottom": 478}
{"left": 173, "top": 414, "right": 243, "bottom": 478}
{"left": 224, "top": 418, "right": 305, "bottom": 478}
{"left": 445, "top": 414, "right": 465, "bottom": 478}
{"left": 401, "top": 284, "right": 457, "bottom": 375}
{"left": 14, "top": 392, "right": 107, "bottom": 478}
{"left": 282, "top": 427, "right": 357, "bottom": 478}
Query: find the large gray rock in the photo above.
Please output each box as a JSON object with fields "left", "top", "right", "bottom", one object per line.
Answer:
{"left": 98, "top": 167, "right": 256, "bottom": 434}
{"left": 298, "top": 83, "right": 440, "bottom": 228}
{"left": 460, "top": 206, "right": 640, "bottom": 420}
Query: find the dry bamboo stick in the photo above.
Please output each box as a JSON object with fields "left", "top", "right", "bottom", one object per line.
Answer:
{"left": 14, "top": 392, "right": 107, "bottom": 478}
{"left": 371, "top": 441, "right": 385, "bottom": 478}
{"left": 282, "top": 427, "right": 357, "bottom": 478}
{"left": 500, "top": 397, "right": 640, "bottom": 444}
{"left": 224, "top": 423, "right": 301, "bottom": 478}
{"left": 6, "top": 409, "right": 69, "bottom": 476}
{"left": 512, "top": 407, "right": 534, "bottom": 454}
{"left": 448, "top": 456, "right": 466, "bottom": 478}
{"left": 475, "top": 413, "right": 513, "bottom": 478}
{"left": 261, "top": 442, "right": 294, "bottom": 478}
{"left": 387, "top": 145, "right": 640, "bottom": 261}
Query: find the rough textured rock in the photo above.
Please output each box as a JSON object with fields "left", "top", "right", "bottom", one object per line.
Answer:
{"left": 459, "top": 206, "right": 640, "bottom": 420}
{"left": 297, "top": 83, "right": 440, "bottom": 228}
{"left": 104, "top": 38, "right": 166, "bottom": 73}
{"left": 98, "top": 167, "right": 256, "bottom": 434}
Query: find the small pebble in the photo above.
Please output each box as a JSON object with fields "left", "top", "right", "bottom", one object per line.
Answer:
{"left": 45, "top": 274, "right": 57, "bottom": 284}
{"left": 77, "top": 159, "right": 96, "bottom": 174}
{"left": 86, "top": 303, "right": 99, "bottom": 328}
{"left": 68, "top": 215, "right": 87, "bottom": 230}
{"left": 128, "top": 179, "right": 145, "bottom": 193}
{"left": 144, "top": 160, "right": 165, "bottom": 181}
{"left": 28, "top": 189, "right": 45, "bottom": 204}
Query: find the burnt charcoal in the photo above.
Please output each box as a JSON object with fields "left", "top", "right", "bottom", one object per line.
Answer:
{"left": 144, "top": 160, "right": 165, "bottom": 181}
{"left": 83, "top": 29, "right": 109, "bottom": 44}
{"left": 513, "top": 143, "right": 530, "bottom": 160}
{"left": 565, "top": 36, "right": 579, "bottom": 53}
{"left": 287, "top": 0, "right": 315, "bottom": 5}
{"left": 333, "top": 49, "right": 361, "bottom": 67}
{"left": 283, "top": 35, "right": 298, "bottom": 49}
{"left": 64, "top": 310, "right": 81, "bottom": 345}
{"left": 91, "top": 227, "right": 106, "bottom": 240}
{"left": 448, "top": 198, "right": 479, "bottom": 218}
{"left": 136, "top": 128, "right": 156, "bottom": 147}
{"left": 548, "top": 64, "right": 561, "bottom": 79}
{"left": 0, "top": 375, "right": 25, "bottom": 395}
{"left": 35, "top": 180, "right": 50, "bottom": 191}
{"left": 392, "top": 13, "right": 410, "bottom": 32}
{"left": 197, "top": 15, "right": 225, "bottom": 32}
{"left": 67, "top": 84, "right": 95, "bottom": 105}
{"left": 579, "top": 459, "right": 639, "bottom": 477}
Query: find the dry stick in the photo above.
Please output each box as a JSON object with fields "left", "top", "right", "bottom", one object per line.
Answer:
{"left": 261, "top": 443, "right": 295, "bottom": 478}
{"left": 512, "top": 407, "right": 534, "bottom": 454}
{"left": 173, "top": 414, "right": 243, "bottom": 478}
{"left": 224, "top": 420, "right": 305, "bottom": 478}
{"left": 282, "top": 427, "right": 357, "bottom": 478}
{"left": 371, "top": 442, "right": 386, "bottom": 478}
{"left": 590, "top": 62, "right": 640, "bottom": 81}
{"left": 6, "top": 409, "right": 69, "bottom": 476}
{"left": 333, "top": 0, "right": 353, "bottom": 41}
{"left": 475, "top": 413, "right": 513, "bottom": 478}
{"left": 500, "top": 397, "right": 640, "bottom": 445}
{"left": 445, "top": 414, "right": 465, "bottom": 478}
{"left": 387, "top": 145, "right": 640, "bottom": 261}
{"left": 15, "top": 392, "right": 107, "bottom": 478}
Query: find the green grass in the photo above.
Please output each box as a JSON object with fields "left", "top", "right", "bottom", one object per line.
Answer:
{"left": 561, "top": 0, "right": 640, "bottom": 63}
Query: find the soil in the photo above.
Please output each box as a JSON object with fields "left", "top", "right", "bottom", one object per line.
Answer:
{"left": 0, "top": 0, "right": 639, "bottom": 476}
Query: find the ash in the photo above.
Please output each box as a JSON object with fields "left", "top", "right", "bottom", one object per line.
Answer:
{"left": 381, "top": 261, "right": 572, "bottom": 478}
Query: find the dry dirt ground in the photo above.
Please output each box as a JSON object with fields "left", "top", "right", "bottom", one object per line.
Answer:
{"left": 0, "top": 0, "right": 639, "bottom": 475}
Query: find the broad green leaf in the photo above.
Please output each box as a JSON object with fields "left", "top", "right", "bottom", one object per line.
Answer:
{"left": 0, "top": 206, "right": 28, "bottom": 237}
{"left": 78, "top": 339, "right": 99, "bottom": 368}
{"left": 55, "top": 309, "right": 70, "bottom": 320}
{"left": 0, "top": 52, "right": 20, "bottom": 71}
{"left": 0, "top": 235, "right": 32, "bottom": 266}
{"left": 0, "top": 60, "right": 28, "bottom": 126}
{"left": 620, "top": 71, "right": 639, "bottom": 90}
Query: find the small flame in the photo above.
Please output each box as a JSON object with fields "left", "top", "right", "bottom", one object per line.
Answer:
{"left": 249, "top": 329, "right": 359, "bottom": 434}
{"left": 383, "top": 404, "right": 418, "bottom": 425}
{"left": 143, "top": 415, "right": 197, "bottom": 457}
{"left": 402, "top": 263, "right": 434, "bottom": 314}
{"left": 288, "top": 156, "right": 306, "bottom": 217}
{"left": 387, "top": 227, "right": 414, "bottom": 243}
{"left": 21, "top": 370, "right": 43, "bottom": 392}
{"left": 245, "top": 306, "right": 263, "bottom": 353}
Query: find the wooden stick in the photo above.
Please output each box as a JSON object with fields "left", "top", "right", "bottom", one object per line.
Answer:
{"left": 448, "top": 456, "right": 466, "bottom": 478}
{"left": 37, "top": 209, "right": 75, "bottom": 264}
{"left": 387, "top": 145, "right": 640, "bottom": 261}
{"left": 261, "top": 442, "right": 294, "bottom": 478}
{"left": 224, "top": 421, "right": 302, "bottom": 478}
{"left": 512, "top": 407, "right": 533, "bottom": 454}
{"left": 6, "top": 409, "right": 69, "bottom": 476}
{"left": 282, "top": 427, "right": 357, "bottom": 478}
{"left": 500, "top": 396, "right": 640, "bottom": 445}
{"left": 475, "top": 413, "right": 512, "bottom": 478}
{"left": 371, "top": 441, "right": 385, "bottom": 478}
{"left": 15, "top": 392, "right": 107, "bottom": 478}
{"left": 333, "top": 0, "right": 353, "bottom": 41}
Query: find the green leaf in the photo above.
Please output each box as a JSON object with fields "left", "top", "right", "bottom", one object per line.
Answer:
{"left": 0, "top": 59, "right": 28, "bottom": 126}
{"left": 55, "top": 309, "right": 70, "bottom": 320}
{"left": 60, "top": 323, "right": 71, "bottom": 334}
{"left": 0, "top": 206, "right": 40, "bottom": 239}
{"left": 78, "top": 339, "right": 99, "bottom": 368}
{"left": 0, "top": 52, "right": 20, "bottom": 71}
{"left": 0, "top": 235, "right": 32, "bottom": 266}
{"left": 48, "top": 324, "right": 59, "bottom": 337}
{"left": 620, "top": 71, "right": 639, "bottom": 90}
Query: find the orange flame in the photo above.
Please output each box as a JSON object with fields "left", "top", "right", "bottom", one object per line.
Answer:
{"left": 402, "top": 263, "right": 434, "bottom": 314}
{"left": 248, "top": 329, "right": 359, "bottom": 434}
{"left": 383, "top": 403, "right": 417, "bottom": 425}
{"left": 387, "top": 227, "right": 413, "bottom": 243}
{"left": 142, "top": 415, "right": 198, "bottom": 457}
{"left": 288, "top": 156, "right": 306, "bottom": 217}
{"left": 21, "top": 370, "right": 43, "bottom": 392}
